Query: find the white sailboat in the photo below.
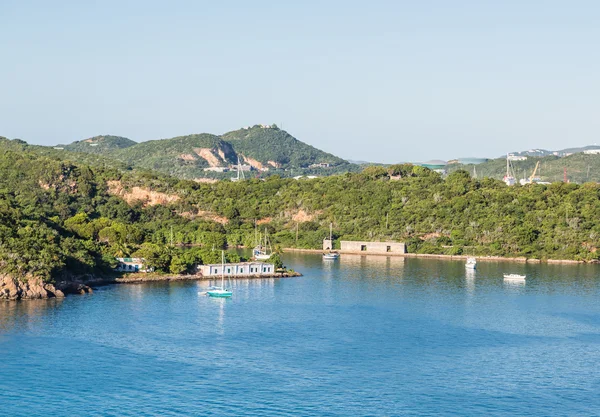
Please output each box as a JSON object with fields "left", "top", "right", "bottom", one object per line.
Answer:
{"left": 253, "top": 228, "right": 272, "bottom": 261}
{"left": 503, "top": 154, "right": 516, "bottom": 186}
{"left": 465, "top": 257, "right": 477, "bottom": 270}
{"left": 206, "top": 251, "right": 233, "bottom": 298}
{"left": 323, "top": 223, "right": 340, "bottom": 260}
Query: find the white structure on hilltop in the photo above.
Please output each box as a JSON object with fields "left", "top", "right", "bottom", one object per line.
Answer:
{"left": 584, "top": 149, "right": 600, "bottom": 155}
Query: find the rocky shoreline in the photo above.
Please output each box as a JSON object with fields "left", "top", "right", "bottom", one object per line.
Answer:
{"left": 1, "top": 271, "right": 301, "bottom": 301}
{"left": 0, "top": 274, "right": 93, "bottom": 301}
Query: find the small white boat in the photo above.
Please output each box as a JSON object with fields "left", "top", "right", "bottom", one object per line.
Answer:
{"left": 503, "top": 273, "right": 526, "bottom": 281}
{"left": 253, "top": 228, "right": 272, "bottom": 261}
{"left": 323, "top": 223, "right": 340, "bottom": 260}
{"left": 465, "top": 257, "right": 477, "bottom": 269}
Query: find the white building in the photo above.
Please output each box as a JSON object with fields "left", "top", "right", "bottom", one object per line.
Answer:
{"left": 584, "top": 149, "right": 600, "bottom": 155}
{"left": 115, "top": 258, "right": 153, "bottom": 272}
{"left": 203, "top": 167, "right": 230, "bottom": 172}
{"left": 507, "top": 154, "right": 528, "bottom": 161}
{"left": 197, "top": 262, "right": 275, "bottom": 277}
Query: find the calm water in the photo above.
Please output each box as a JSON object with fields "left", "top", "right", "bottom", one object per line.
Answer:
{"left": 2, "top": 254, "right": 600, "bottom": 416}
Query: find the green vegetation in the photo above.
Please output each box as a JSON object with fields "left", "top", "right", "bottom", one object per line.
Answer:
{"left": 45, "top": 125, "right": 358, "bottom": 180}
{"left": 222, "top": 125, "right": 347, "bottom": 169}
{"left": 3, "top": 137, "right": 600, "bottom": 287}
{"left": 59, "top": 135, "right": 136, "bottom": 154}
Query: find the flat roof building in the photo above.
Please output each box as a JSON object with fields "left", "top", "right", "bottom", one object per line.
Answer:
{"left": 197, "top": 262, "right": 275, "bottom": 277}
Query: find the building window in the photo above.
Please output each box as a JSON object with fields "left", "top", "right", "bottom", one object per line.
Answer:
{"left": 227, "top": 268, "right": 231, "bottom": 274}
{"left": 387, "top": 246, "right": 391, "bottom": 253}
{"left": 361, "top": 245, "right": 367, "bottom": 251}
{"left": 240, "top": 268, "right": 244, "bottom": 273}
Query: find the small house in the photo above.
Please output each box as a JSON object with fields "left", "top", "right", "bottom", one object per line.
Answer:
{"left": 115, "top": 257, "right": 153, "bottom": 273}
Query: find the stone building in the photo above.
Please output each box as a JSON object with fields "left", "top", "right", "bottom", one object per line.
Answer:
{"left": 337, "top": 241, "right": 406, "bottom": 254}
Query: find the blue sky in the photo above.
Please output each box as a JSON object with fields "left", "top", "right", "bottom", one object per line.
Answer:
{"left": 1, "top": 0, "right": 599, "bottom": 163}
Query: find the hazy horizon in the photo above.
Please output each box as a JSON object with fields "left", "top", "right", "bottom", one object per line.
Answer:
{"left": 2, "top": 1, "right": 599, "bottom": 163}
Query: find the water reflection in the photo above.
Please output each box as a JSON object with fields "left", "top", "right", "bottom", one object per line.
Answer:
{"left": 0, "top": 298, "right": 64, "bottom": 334}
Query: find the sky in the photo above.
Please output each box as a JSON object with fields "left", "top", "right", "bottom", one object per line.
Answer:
{"left": 1, "top": 0, "right": 599, "bottom": 163}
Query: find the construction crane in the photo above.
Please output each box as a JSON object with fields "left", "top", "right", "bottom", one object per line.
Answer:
{"left": 529, "top": 161, "right": 540, "bottom": 182}
{"left": 519, "top": 161, "right": 540, "bottom": 185}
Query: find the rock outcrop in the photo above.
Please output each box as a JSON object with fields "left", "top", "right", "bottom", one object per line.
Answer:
{"left": 0, "top": 274, "right": 92, "bottom": 301}
{"left": 0, "top": 275, "right": 65, "bottom": 300}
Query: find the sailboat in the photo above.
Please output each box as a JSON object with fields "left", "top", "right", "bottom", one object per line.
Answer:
{"left": 323, "top": 223, "right": 340, "bottom": 260}
{"left": 465, "top": 257, "right": 477, "bottom": 270}
{"left": 503, "top": 153, "right": 516, "bottom": 186}
{"left": 206, "top": 251, "right": 233, "bottom": 298}
{"left": 253, "top": 228, "right": 272, "bottom": 261}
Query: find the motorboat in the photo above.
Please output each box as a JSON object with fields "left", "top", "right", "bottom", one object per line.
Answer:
{"left": 465, "top": 257, "right": 477, "bottom": 269}
{"left": 503, "top": 273, "right": 526, "bottom": 281}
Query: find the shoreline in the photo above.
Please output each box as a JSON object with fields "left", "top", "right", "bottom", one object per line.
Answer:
{"left": 281, "top": 248, "right": 587, "bottom": 265}
{"left": 109, "top": 270, "right": 302, "bottom": 285}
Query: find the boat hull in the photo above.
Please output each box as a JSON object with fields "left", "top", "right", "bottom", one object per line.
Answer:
{"left": 206, "top": 290, "right": 233, "bottom": 298}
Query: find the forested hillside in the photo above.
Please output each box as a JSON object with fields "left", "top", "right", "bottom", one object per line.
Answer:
{"left": 47, "top": 125, "right": 357, "bottom": 180}
{"left": 2, "top": 139, "right": 600, "bottom": 293}
{"left": 222, "top": 125, "right": 347, "bottom": 169}
{"left": 59, "top": 135, "right": 136, "bottom": 154}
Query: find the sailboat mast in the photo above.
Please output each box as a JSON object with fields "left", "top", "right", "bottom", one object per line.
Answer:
{"left": 221, "top": 250, "right": 225, "bottom": 288}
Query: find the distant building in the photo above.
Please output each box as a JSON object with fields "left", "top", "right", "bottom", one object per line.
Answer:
{"left": 203, "top": 167, "right": 230, "bottom": 173}
{"left": 584, "top": 149, "right": 600, "bottom": 155}
{"left": 197, "top": 262, "right": 275, "bottom": 277}
{"left": 115, "top": 258, "right": 153, "bottom": 273}
{"left": 232, "top": 164, "right": 253, "bottom": 172}
{"left": 508, "top": 154, "right": 528, "bottom": 161}
{"left": 309, "top": 162, "right": 331, "bottom": 168}
{"left": 293, "top": 175, "right": 319, "bottom": 180}
{"left": 329, "top": 241, "right": 407, "bottom": 254}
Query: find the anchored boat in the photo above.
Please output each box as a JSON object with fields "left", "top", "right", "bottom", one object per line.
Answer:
{"left": 253, "top": 228, "right": 272, "bottom": 261}
{"left": 503, "top": 273, "right": 526, "bottom": 281}
{"left": 465, "top": 257, "right": 477, "bottom": 270}
{"left": 206, "top": 251, "right": 233, "bottom": 298}
{"left": 323, "top": 223, "right": 340, "bottom": 260}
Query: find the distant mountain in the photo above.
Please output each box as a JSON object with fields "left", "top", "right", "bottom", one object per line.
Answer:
{"left": 58, "top": 135, "right": 137, "bottom": 154}
{"left": 221, "top": 125, "right": 346, "bottom": 169}
{"left": 50, "top": 125, "right": 355, "bottom": 180}
{"left": 109, "top": 134, "right": 238, "bottom": 179}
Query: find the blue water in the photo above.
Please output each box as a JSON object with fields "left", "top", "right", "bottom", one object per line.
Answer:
{"left": 2, "top": 254, "right": 600, "bottom": 416}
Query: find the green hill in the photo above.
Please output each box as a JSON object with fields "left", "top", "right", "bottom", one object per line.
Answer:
{"left": 110, "top": 134, "right": 238, "bottom": 179}
{"left": 222, "top": 125, "right": 346, "bottom": 169}
{"left": 59, "top": 135, "right": 136, "bottom": 154}
{"left": 49, "top": 125, "right": 356, "bottom": 180}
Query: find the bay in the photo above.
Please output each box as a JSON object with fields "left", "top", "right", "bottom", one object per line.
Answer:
{"left": 1, "top": 254, "right": 600, "bottom": 416}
